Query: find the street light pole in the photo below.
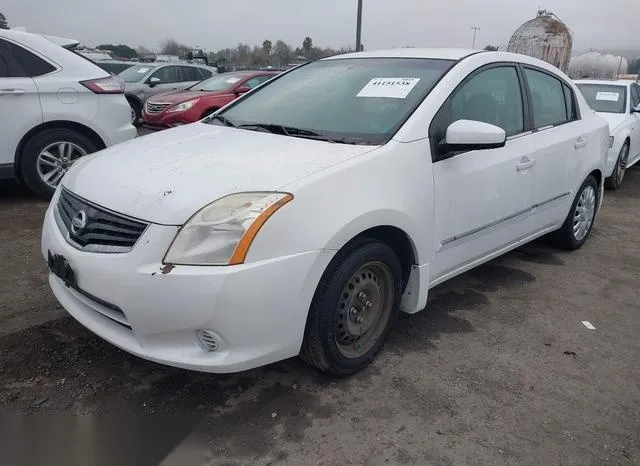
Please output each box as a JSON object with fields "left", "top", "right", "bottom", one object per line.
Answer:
{"left": 471, "top": 27, "right": 480, "bottom": 49}
{"left": 356, "top": 0, "right": 363, "bottom": 52}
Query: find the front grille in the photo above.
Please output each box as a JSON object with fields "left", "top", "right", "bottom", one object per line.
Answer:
{"left": 56, "top": 188, "right": 148, "bottom": 253}
{"left": 145, "top": 101, "right": 171, "bottom": 113}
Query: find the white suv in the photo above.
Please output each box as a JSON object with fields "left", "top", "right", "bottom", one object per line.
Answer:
{"left": 0, "top": 29, "right": 136, "bottom": 198}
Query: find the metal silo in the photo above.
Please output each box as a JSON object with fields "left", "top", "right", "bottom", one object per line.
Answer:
{"left": 507, "top": 10, "right": 573, "bottom": 72}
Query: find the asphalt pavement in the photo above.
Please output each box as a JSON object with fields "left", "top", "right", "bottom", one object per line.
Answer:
{"left": 0, "top": 166, "right": 639, "bottom": 465}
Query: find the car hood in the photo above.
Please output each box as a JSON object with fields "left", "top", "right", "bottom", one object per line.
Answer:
{"left": 595, "top": 112, "right": 627, "bottom": 133}
{"left": 149, "top": 90, "right": 232, "bottom": 105}
{"left": 62, "top": 123, "right": 378, "bottom": 225}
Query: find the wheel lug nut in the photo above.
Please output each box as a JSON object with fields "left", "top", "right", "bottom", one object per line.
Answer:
{"left": 358, "top": 292, "right": 367, "bottom": 301}
{"left": 365, "top": 301, "right": 372, "bottom": 308}
{"left": 356, "top": 316, "right": 364, "bottom": 324}
{"left": 350, "top": 307, "right": 359, "bottom": 317}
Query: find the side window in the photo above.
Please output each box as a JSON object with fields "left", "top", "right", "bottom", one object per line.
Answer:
{"left": 562, "top": 83, "right": 577, "bottom": 121}
{"left": 244, "top": 76, "right": 270, "bottom": 89}
{"left": 630, "top": 85, "right": 640, "bottom": 110}
{"left": 524, "top": 68, "right": 568, "bottom": 128}
{"left": 199, "top": 68, "right": 213, "bottom": 79}
{"left": 180, "top": 66, "right": 201, "bottom": 82}
{"left": 449, "top": 66, "right": 524, "bottom": 136}
{"left": 150, "top": 66, "right": 179, "bottom": 84}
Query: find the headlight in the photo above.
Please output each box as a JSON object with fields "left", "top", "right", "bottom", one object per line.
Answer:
{"left": 164, "top": 192, "right": 293, "bottom": 266}
{"left": 167, "top": 99, "right": 199, "bottom": 113}
{"left": 609, "top": 136, "right": 614, "bottom": 148}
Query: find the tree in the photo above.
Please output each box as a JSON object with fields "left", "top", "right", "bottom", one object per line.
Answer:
{"left": 160, "top": 38, "right": 189, "bottom": 56}
{"left": 96, "top": 44, "right": 138, "bottom": 59}
{"left": 0, "top": 12, "right": 8, "bottom": 29}
{"left": 303, "top": 37, "right": 313, "bottom": 55}
{"left": 138, "top": 45, "right": 152, "bottom": 54}
{"left": 483, "top": 45, "right": 499, "bottom": 51}
{"left": 262, "top": 40, "right": 272, "bottom": 57}
{"left": 629, "top": 58, "right": 640, "bottom": 75}
{"left": 273, "top": 40, "right": 291, "bottom": 66}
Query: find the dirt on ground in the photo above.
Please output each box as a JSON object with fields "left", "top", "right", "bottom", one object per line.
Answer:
{"left": 0, "top": 171, "right": 639, "bottom": 466}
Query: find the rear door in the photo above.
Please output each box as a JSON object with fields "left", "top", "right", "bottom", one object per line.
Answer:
{"left": 144, "top": 65, "right": 181, "bottom": 99}
{"left": 0, "top": 38, "right": 44, "bottom": 171}
{"left": 429, "top": 64, "right": 536, "bottom": 283}
{"left": 522, "top": 66, "right": 584, "bottom": 232}
{"left": 629, "top": 84, "right": 640, "bottom": 163}
{"left": 178, "top": 66, "right": 202, "bottom": 90}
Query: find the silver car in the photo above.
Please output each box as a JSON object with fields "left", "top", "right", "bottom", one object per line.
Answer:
{"left": 118, "top": 63, "right": 217, "bottom": 123}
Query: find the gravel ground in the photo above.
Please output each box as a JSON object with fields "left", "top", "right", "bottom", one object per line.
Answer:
{"left": 0, "top": 167, "right": 639, "bottom": 466}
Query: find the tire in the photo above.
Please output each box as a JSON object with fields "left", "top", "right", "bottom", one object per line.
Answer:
{"left": 604, "top": 141, "right": 629, "bottom": 190}
{"left": 127, "top": 97, "right": 142, "bottom": 126}
{"left": 551, "top": 175, "right": 599, "bottom": 250}
{"left": 19, "top": 128, "right": 97, "bottom": 200}
{"left": 300, "top": 238, "right": 403, "bottom": 376}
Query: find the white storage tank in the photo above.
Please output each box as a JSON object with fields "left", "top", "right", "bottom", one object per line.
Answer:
{"left": 507, "top": 10, "right": 573, "bottom": 72}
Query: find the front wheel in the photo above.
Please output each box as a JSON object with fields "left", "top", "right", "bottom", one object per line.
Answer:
{"left": 127, "top": 97, "right": 142, "bottom": 126}
{"left": 605, "top": 141, "right": 629, "bottom": 190}
{"left": 19, "top": 128, "right": 97, "bottom": 199}
{"left": 300, "top": 238, "right": 403, "bottom": 376}
{"left": 551, "top": 175, "right": 599, "bottom": 250}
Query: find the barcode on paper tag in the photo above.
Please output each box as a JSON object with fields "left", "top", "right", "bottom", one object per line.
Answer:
{"left": 356, "top": 78, "right": 421, "bottom": 99}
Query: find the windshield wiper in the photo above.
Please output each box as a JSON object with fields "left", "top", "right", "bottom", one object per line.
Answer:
{"left": 209, "top": 114, "right": 235, "bottom": 127}
{"left": 237, "top": 124, "right": 347, "bottom": 143}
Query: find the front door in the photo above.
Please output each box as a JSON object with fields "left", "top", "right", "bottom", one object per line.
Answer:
{"left": 0, "top": 38, "right": 43, "bottom": 170}
{"left": 144, "top": 65, "right": 181, "bottom": 100}
{"left": 429, "top": 65, "right": 535, "bottom": 284}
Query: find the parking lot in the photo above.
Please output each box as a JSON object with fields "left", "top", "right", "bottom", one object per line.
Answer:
{"left": 1, "top": 166, "right": 639, "bottom": 465}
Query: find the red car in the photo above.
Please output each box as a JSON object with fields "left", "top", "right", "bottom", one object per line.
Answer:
{"left": 141, "top": 71, "right": 279, "bottom": 130}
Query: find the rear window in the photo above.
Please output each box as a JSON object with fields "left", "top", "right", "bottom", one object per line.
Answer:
{"left": 576, "top": 84, "right": 627, "bottom": 114}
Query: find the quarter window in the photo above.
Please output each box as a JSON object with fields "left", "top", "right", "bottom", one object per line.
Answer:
{"left": 0, "top": 38, "right": 56, "bottom": 77}
{"left": 199, "top": 68, "right": 213, "bottom": 79}
{"left": 524, "top": 68, "right": 569, "bottom": 128}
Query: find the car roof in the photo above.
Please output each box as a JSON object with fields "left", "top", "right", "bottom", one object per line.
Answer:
{"left": 0, "top": 28, "right": 79, "bottom": 49}
{"left": 574, "top": 79, "right": 631, "bottom": 87}
{"left": 323, "top": 48, "right": 478, "bottom": 61}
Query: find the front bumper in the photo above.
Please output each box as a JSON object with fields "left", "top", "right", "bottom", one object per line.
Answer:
{"left": 41, "top": 199, "right": 331, "bottom": 373}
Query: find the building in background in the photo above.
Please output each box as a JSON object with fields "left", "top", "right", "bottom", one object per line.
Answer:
{"left": 507, "top": 10, "right": 573, "bottom": 73}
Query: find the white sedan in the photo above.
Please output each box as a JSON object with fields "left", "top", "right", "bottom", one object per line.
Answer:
{"left": 575, "top": 79, "right": 640, "bottom": 189}
{"left": 42, "top": 49, "right": 608, "bottom": 375}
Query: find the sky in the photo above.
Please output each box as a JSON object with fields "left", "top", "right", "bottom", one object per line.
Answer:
{"left": 2, "top": 0, "right": 638, "bottom": 53}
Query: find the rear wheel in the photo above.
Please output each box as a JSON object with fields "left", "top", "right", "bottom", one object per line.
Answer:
{"left": 551, "top": 175, "right": 598, "bottom": 250}
{"left": 20, "top": 128, "right": 97, "bottom": 199}
{"left": 605, "top": 141, "right": 629, "bottom": 190}
{"left": 300, "top": 238, "right": 403, "bottom": 376}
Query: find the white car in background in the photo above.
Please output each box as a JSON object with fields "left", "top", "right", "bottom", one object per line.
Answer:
{"left": 42, "top": 49, "right": 608, "bottom": 376}
{"left": 0, "top": 29, "right": 136, "bottom": 198}
{"left": 575, "top": 79, "right": 640, "bottom": 189}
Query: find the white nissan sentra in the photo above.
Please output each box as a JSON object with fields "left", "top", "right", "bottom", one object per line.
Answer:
{"left": 42, "top": 49, "right": 609, "bottom": 376}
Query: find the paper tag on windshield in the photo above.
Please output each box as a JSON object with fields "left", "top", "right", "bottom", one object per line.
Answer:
{"left": 357, "top": 78, "right": 420, "bottom": 99}
{"left": 137, "top": 67, "right": 149, "bottom": 73}
{"left": 226, "top": 77, "right": 240, "bottom": 83}
{"left": 596, "top": 91, "right": 620, "bottom": 102}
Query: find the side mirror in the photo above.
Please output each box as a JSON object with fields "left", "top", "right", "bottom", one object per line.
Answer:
{"left": 235, "top": 86, "right": 251, "bottom": 95}
{"left": 147, "top": 77, "right": 161, "bottom": 87}
{"left": 439, "top": 119, "right": 506, "bottom": 156}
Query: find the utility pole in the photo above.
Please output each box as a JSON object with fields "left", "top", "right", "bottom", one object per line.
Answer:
{"left": 616, "top": 55, "right": 624, "bottom": 79}
{"left": 471, "top": 27, "right": 480, "bottom": 49}
{"left": 356, "top": 0, "right": 363, "bottom": 52}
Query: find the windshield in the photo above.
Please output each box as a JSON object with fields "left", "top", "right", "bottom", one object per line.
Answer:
{"left": 190, "top": 73, "right": 246, "bottom": 91}
{"left": 212, "top": 58, "right": 455, "bottom": 145}
{"left": 576, "top": 84, "right": 627, "bottom": 114}
{"left": 118, "top": 65, "right": 156, "bottom": 83}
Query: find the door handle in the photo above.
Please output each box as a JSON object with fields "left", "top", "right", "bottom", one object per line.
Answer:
{"left": 0, "top": 89, "right": 25, "bottom": 95}
{"left": 575, "top": 137, "right": 587, "bottom": 149}
{"left": 516, "top": 158, "right": 536, "bottom": 171}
